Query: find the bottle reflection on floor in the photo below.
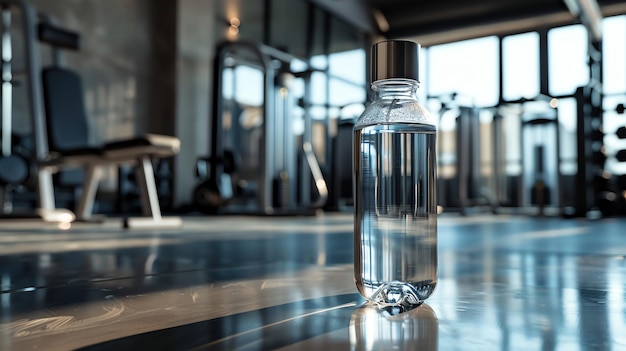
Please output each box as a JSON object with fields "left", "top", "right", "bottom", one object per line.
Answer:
{"left": 350, "top": 302, "right": 438, "bottom": 351}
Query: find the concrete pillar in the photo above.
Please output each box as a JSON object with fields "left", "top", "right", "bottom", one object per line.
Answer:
{"left": 174, "top": 0, "right": 216, "bottom": 207}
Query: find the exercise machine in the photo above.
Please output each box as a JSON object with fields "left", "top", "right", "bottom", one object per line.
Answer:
{"left": 494, "top": 96, "right": 564, "bottom": 216}
{"left": 520, "top": 98, "right": 562, "bottom": 216}
{"left": 194, "top": 41, "right": 327, "bottom": 215}
{"left": 431, "top": 93, "right": 498, "bottom": 215}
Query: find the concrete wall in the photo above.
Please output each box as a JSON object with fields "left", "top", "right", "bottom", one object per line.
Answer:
{"left": 20, "top": 0, "right": 176, "bottom": 141}
{"left": 9, "top": 0, "right": 179, "bottom": 195}
{"left": 174, "top": 0, "right": 216, "bottom": 207}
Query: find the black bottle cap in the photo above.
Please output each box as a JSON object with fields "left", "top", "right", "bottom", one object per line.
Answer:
{"left": 371, "top": 40, "right": 420, "bottom": 82}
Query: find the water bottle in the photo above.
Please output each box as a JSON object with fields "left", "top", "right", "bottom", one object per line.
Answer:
{"left": 353, "top": 40, "right": 437, "bottom": 308}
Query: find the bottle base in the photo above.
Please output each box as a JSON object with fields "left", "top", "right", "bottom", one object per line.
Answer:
{"left": 361, "top": 281, "right": 436, "bottom": 310}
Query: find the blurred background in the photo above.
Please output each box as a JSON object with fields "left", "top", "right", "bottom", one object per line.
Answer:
{"left": 1, "top": 0, "right": 626, "bottom": 220}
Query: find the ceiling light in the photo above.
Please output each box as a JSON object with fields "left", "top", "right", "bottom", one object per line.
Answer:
{"left": 372, "top": 9, "right": 389, "bottom": 33}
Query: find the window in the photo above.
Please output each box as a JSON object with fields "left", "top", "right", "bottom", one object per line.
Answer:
{"left": 603, "top": 15, "right": 626, "bottom": 95}
{"left": 427, "top": 36, "right": 499, "bottom": 107}
{"left": 548, "top": 25, "right": 588, "bottom": 96}
{"left": 503, "top": 32, "right": 540, "bottom": 101}
{"left": 557, "top": 97, "right": 578, "bottom": 175}
{"left": 329, "top": 49, "right": 366, "bottom": 85}
{"left": 328, "top": 49, "right": 367, "bottom": 111}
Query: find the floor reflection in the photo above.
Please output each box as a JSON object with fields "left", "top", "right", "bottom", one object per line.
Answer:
{"left": 0, "top": 215, "right": 625, "bottom": 350}
{"left": 0, "top": 229, "right": 352, "bottom": 317}
{"left": 350, "top": 303, "right": 438, "bottom": 351}
{"left": 432, "top": 251, "right": 626, "bottom": 351}
{"left": 76, "top": 294, "right": 362, "bottom": 350}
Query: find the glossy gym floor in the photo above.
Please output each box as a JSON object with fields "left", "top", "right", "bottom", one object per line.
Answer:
{"left": 0, "top": 213, "right": 625, "bottom": 350}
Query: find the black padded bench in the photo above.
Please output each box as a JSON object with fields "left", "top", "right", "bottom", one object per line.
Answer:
{"left": 40, "top": 67, "right": 181, "bottom": 227}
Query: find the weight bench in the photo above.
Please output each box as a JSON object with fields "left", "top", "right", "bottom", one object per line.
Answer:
{"left": 40, "top": 67, "right": 181, "bottom": 228}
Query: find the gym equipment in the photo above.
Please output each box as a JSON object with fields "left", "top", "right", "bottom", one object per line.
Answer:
{"left": 617, "top": 174, "right": 626, "bottom": 190}
{"left": 0, "top": 0, "right": 87, "bottom": 222}
{"left": 494, "top": 97, "right": 563, "bottom": 216}
{"left": 41, "top": 68, "right": 181, "bottom": 227}
{"left": 522, "top": 108, "right": 562, "bottom": 216}
{"left": 0, "top": 6, "right": 31, "bottom": 212}
{"left": 456, "top": 105, "right": 497, "bottom": 214}
{"left": 431, "top": 93, "right": 498, "bottom": 215}
{"left": 598, "top": 97, "right": 626, "bottom": 216}
{"left": 572, "top": 83, "right": 607, "bottom": 217}
{"left": 196, "top": 41, "right": 327, "bottom": 215}
{"left": 193, "top": 150, "right": 237, "bottom": 212}
{"left": 0, "top": 0, "right": 181, "bottom": 227}
{"left": 329, "top": 119, "right": 354, "bottom": 210}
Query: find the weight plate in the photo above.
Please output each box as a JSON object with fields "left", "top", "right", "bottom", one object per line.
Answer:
{"left": 0, "top": 155, "right": 29, "bottom": 185}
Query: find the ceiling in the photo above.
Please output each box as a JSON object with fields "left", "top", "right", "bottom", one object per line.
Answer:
{"left": 324, "top": 0, "right": 626, "bottom": 46}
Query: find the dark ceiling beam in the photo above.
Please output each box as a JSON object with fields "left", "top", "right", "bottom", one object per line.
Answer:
{"left": 405, "top": 13, "right": 574, "bottom": 46}
{"left": 367, "top": 0, "right": 626, "bottom": 46}
{"left": 392, "top": 9, "right": 575, "bottom": 46}
{"left": 307, "top": 0, "right": 375, "bottom": 33}
{"left": 383, "top": 2, "right": 570, "bottom": 38}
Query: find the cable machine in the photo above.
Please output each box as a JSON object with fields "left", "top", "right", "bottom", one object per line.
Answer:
{"left": 432, "top": 93, "right": 498, "bottom": 214}
{"left": 193, "top": 41, "right": 327, "bottom": 215}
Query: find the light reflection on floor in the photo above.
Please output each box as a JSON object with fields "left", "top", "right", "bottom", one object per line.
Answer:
{"left": 0, "top": 213, "right": 624, "bottom": 350}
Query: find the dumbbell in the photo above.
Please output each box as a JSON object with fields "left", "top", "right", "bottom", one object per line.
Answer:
{"left": 192, "top": 150, "right": 238, "bottom": 213}
{"left": 617, "top": 149, "right": 626, "bottom": 162}
{"left": 617, "top": 126, "right": 626, "bottom": 139}
{"left": 196, "top": 150, "right": 238, "bottom": 177}
{"left": 0, "top": 154, "right": 29, "bottom": 185}
{"left": 193, "top": 179, "right": 222, "bottom": 214}
{"left": 0, "top": 133, "right": 32, "bottom": 186}
{"left": 616, "top": 103, "right": 626, "bottom": 114}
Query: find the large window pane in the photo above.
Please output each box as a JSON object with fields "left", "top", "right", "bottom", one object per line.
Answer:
{"left": 329, "top": 49, "right": 366, "bottom": 85}
{"left": 427, "top": 36, "right": 499, "bottom": 107}
{"left": 234, "top": 66, "right": 263, "bottom": 106}
{"left": 329, "top": 78, "right": 366, "bottom": 108}
{"left": 557, "top": 98, "right": 578, "bottom": 175}
{"left": 327, "top": 16, "right": 367, "bottom": 112}
{"left": 418, "top": 47, "right": 428, "bottom": 102}
{"left": 548, "top": 25, "right": 588, "bottom": 96}
{"left": 603, "top": 15, "right": 626, "bottom": 95}
{"left": 503, "top": 32, "right": 539, "bottom": 101}
{"left": 310, "top": 71, "right": 327, "bottom": 107}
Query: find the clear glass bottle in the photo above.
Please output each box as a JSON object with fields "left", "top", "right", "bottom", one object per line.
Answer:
{"left": 353, "top": 40, "right": 437, "bottom": 308}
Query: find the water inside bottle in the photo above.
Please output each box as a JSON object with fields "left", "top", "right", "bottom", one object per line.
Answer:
{"left": 354, "top": 122, "right": 437, "bottom": 307}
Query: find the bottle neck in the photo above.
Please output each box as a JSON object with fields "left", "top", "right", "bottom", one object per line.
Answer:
{"left": 372, "top": 79, "right": 419, "bottom": 99}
